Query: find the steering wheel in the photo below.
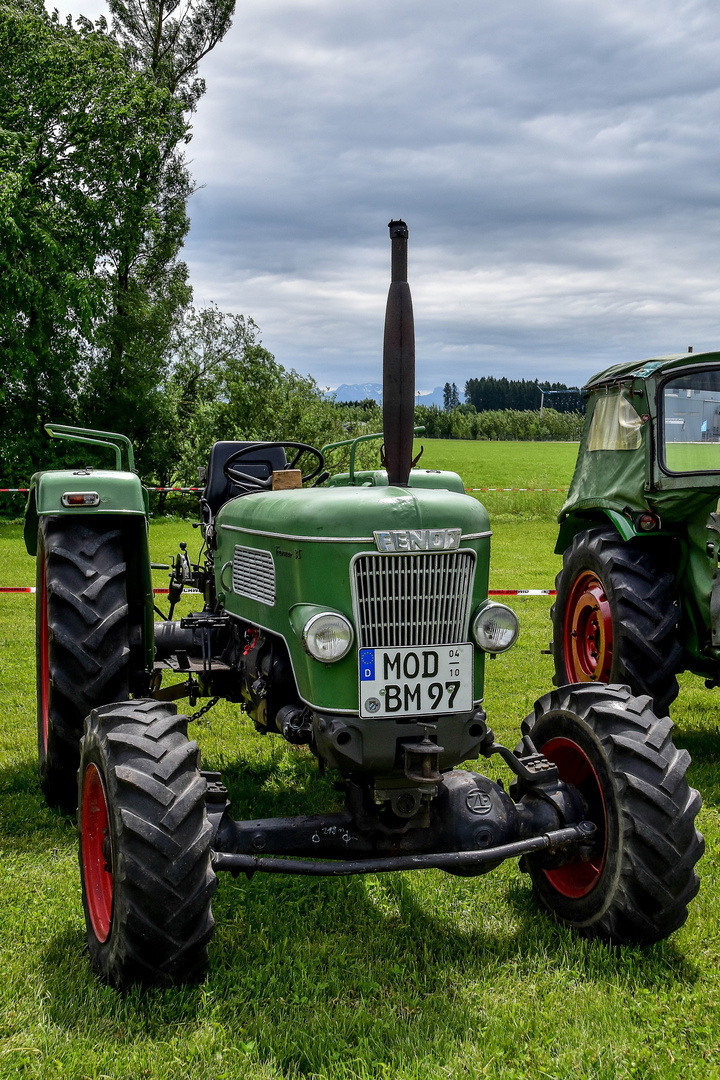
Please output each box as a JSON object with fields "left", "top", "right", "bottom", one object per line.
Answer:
{"left": 223, "top": 441, "right": 326, "bottom": 492}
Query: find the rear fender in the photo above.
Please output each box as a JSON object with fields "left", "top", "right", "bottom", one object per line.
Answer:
{"left": 24, "top": 468, "right": 148, "bottom": 555}
{"left": 555, "top": 508, "right": 640, "bottom": 554}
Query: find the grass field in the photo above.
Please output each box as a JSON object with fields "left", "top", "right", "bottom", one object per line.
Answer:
{"left": 665, "top": 442, "right": 720, "bottom": 474}
{"left": 2, "top": 442, "right": 720, "bottom": 1079}
{"left": 414, "top": 438, "right": 577, "bottom": 524}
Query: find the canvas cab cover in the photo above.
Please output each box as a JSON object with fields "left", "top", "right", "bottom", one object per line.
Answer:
{"left": 558, "top": 351, "right": 720, "bottom": 544}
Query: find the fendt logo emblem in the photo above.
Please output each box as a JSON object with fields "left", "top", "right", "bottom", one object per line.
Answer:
{"left": 374, "top": 528, "right": 462, "bottom": 553}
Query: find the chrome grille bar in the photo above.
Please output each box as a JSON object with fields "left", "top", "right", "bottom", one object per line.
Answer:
{"left": 352, "top": 551, "right": 476, "bottom": 649}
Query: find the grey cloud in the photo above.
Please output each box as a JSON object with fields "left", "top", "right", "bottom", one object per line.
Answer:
{"left": 54, "top": 0, "right": 720, "bottom": 389}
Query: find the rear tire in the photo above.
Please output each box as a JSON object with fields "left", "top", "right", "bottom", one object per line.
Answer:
{"left": 36, "top": 517, "right": 134, "bottom": 811}
{"left": 551, "top": 528, "right": 682, "bottom": 714}
{"left": 517, "top": 683, "right": 703, "bottom": 945}
{"left": 78, "top": 700, "right": 216, "bottom": 986}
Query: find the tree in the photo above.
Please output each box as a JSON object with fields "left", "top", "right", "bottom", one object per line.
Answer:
{"left": 0, "top": 0, "right": 238, "bottom": 486}
{"left": 144, "top": 305, "right": 381, "bottom": 493}
{"left": 74, "top": 137, "right": 194, "bottom": 476}
{"left": 0, "top": 0, "right": 186, "bottom": 482}
{"left": 443, "top": 382, "right": 452, "bottom": 412}
{"left": 107, "top": 0, "right": 236, "bottom": 110}
{"left": 87, "top": 0, "right": 237, "bottom": 426}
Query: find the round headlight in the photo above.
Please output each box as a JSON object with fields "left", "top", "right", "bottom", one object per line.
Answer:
{"left": 472, "top": 602, "right": 519, "bottom": 653}
{"left": 302, "top": 612, "right": 354, "bottom": 663}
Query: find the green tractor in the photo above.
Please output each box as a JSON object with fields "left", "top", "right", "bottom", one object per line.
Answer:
{"left": 26, "top": 224, "right": 703, "bottom": 986}
{"left": 552, "top": 352, "right": 720, "bottom": 714}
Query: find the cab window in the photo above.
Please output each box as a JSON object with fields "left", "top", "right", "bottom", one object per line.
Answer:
{"left": 586, "top": 393, "right": 642, "bottom": 451}
{"left": 662, "top": 369, "right": 720, "bottom": 473}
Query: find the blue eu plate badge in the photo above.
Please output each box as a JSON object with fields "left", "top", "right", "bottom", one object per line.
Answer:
{"left": 359, "top": 649, "right": 375, "bottom": 681}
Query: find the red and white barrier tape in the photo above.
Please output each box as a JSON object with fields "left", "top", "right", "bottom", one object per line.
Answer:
{"left": 490, "top": 589, "right": 556, "bottom": 596}
{"left": 151, "top": 587, "right": 203, "bottom": 594}
{"left": 0, "top": 586, "right": 205, "bottom": 595}
{"left": 1, "top": 586, "right": 555, "bottom": 597}
{"left": 0, "top": 486, "right": 201, "bottom": 494}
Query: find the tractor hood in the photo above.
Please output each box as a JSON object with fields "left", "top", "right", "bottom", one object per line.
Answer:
{"left": 215, "top": 483, "right": 490, "bottom": 541}
{"left": 214, "top": 484, "right": 491, "bottom": 713}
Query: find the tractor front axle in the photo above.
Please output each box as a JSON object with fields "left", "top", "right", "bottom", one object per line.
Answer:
{"left": 211, "top": 822, "right": 596, "bottom": 877}
{"left": 205, "top": 760, "right": 593, "bottom": 879}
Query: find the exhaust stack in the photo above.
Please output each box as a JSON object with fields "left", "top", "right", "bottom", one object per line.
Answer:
{"left": 382, "top": 219, "right": 415, "bottom": 487}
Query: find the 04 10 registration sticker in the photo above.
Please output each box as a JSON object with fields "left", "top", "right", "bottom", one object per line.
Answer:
{"left": 358, "top": 643, "right": 473, "bottom": 718}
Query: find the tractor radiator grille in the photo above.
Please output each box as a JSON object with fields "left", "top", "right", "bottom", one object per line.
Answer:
{"left": 232, "top": 545, "right": 276, "bottom": 606}
{"left": 352, "top": 551, "right": 476, "bottom": 649}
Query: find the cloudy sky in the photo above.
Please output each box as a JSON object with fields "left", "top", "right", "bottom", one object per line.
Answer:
{"left": 58, "top": 0, "right": 720, "bottom": 392}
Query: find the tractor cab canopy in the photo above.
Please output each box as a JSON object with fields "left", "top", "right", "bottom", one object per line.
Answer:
{"left": 558, "top": 351, "right": 720, "bottom": 548}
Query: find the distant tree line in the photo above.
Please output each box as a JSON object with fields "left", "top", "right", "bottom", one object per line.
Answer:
{"left": 334, "top": 381, "right": 584, "bottom": 442}
{"left": 415, "top": 405, "right": 583, "bottom": 441}
{"left": 328, "top": 399, "right": 582, "bottom": 441}
{"left": 334, "top": 399, "right": 381, "bottom": 411}
{"left": 465, "top": 377, "right": 583, "bottom": 414}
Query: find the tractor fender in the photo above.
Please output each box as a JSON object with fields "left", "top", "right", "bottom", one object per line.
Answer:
{"left": 25, "top": 470, "right": 154, "bottom": 672}
{"left": 24, "top": 469, "right": 148, "bottom": 556}
{"left": 555, "top": 507, "right": 642, "bottom": 554}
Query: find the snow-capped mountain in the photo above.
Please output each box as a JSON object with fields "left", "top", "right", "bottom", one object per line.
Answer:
{"left": 326, "top": 384, "right": 448, "bottom": 407}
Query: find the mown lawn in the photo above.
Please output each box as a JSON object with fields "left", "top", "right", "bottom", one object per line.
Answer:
{"left": 412, "top": 438, "right": 578, "bottom": 522}
{"left": 1, "top": 442, "right": 719, "bottom": 1079}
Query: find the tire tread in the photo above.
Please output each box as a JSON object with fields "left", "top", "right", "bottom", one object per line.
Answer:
{"left": 520, "top": 684, "right": 703, "bottom": 945}
{"left": 38, "top": 517, "right": 134, "bottom": 810}
{"left": 79, "top": 700, "right": 216, "bottom": 986}
{"left": 551, "top": 529, "right": 682, "bottom": 713}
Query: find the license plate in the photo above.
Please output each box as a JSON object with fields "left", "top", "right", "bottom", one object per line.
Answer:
{"left": 358, "top": 644, "right": 474, "bottom": 718}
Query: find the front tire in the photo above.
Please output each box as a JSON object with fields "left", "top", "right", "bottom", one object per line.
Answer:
{"left": 551, "top": 528, "right": 682, "bottom": 714}
{"left": 78, "top": 700, "right": 216, "bottom": 986}
{"left": 518, "top": 683, "right": 703, "bottom": 945}
{"left": 36, "top": 517, "right": 134, "bottom": 811}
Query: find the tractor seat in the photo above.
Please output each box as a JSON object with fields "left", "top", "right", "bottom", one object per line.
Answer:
{"left": 202, "top": 441, "right": 288, "bottom": 520}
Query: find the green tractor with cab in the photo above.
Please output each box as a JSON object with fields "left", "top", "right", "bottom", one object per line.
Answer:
{"left": 553, "top": 353, "right": 720, "bottom": 714}
{"left": 26, "top": 224, "right": 703, "bottom": 985}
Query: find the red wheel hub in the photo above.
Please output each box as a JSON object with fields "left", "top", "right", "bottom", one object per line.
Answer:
{"left": 541, "top": 736, "right": 607, "bottom": 897}
{"left": 81, "top": 763, "right": 113, "bottom": 942}
{"left": 39, "top": 559, "right": 49, "bottom": 753}
{"left": 563, "top": 571, "right": 613, "bottom": 683}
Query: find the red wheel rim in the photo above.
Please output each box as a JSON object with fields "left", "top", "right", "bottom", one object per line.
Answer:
{"left": 562, "top": 571, "right": 613, "bottom": 683}
{"left": 541, "top": 736, "right": 607, "bottom": 898}
{"left": 40, "top": 558, "right": 49, "bottom": 753}
{"left": 81, "top": 763, "right": 113, "bottom": 942}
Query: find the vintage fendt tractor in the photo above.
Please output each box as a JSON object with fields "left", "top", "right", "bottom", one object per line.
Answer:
{"left": 552, "top": 351, "right": 720, "bottom": 714}
{"left": 25, "top": 223, "right": 703, "bottom": 986}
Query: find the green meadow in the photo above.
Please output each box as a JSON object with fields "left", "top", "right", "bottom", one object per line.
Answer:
{"left": 665, "top": 442, "right": 720, "bottom": 474}
{"left": 2, "top": 440, "right": 720, "bottom": 1079}
{"left": 412, "top": 438, "right": 578, "bottom": 524}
